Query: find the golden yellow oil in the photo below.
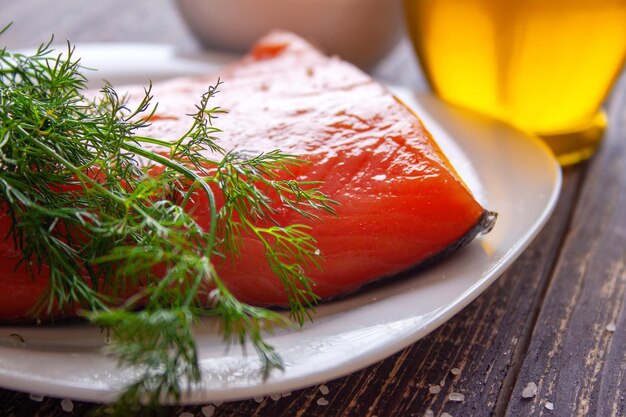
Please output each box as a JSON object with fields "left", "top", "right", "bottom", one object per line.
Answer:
{"left": 404, "top": 0, "right": 626, "bottom": 165}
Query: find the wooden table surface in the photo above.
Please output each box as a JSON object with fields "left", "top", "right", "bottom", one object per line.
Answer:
{"left": 1, "top": 1, "right": 625, "bottom": 416}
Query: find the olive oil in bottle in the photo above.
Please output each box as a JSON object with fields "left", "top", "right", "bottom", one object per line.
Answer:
{"left": 404, "top": 0, "right": 626, "bottom": 165}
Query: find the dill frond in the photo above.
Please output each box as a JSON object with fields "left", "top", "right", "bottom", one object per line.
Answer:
{"left": 0, "top": 30, "right": 337, "bottom": 412}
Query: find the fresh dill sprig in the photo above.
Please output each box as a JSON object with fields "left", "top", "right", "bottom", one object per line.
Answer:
{"left": 0, "top": 28, "right": 336, "bottom": 411}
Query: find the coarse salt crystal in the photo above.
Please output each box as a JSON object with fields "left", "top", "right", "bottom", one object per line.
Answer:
{"left": 606, "top": 322, "right": 617, "bottom": 332}
{"left": 281, "top": 391, "right": 292, "bottom": 397}
{"left": 319, "top": 384, "right": 330, "bottom": 395}
{"left": 271, "top": 393, "right": 282, "bottom": 401}
{"left": 201, "top": 405, "right": 216, "bottom": 417}
{"left": 60, "top": 399, "right": 74, "bottom": 412}
{"left": 317, "top": 397, "right": 329, "bottom": 406}
{"left": 213, "top": 400, "right": 223, "bottom": 406}
{"left": 448, "top": 392, "right": 465, "bottom": 402}
{"left": 522, "top": 382, "right": 538, "bottom": 399}
{"left": 424, "top": 409, "right": 434, "bottom": 417}
{"left": 451, "top": 368, "right": 461, "bottom": 376}
{"left": 429, "top": 385, "right": 442, "bottom": 394}
{"left": 440, "top": 379, "right": 446, "bottom": 387}
{"left": 254, "top": 395, "right": 264, "bottom": 403}
{"left": 441, "top": 413, "right": 453, "bottom": 417}
{"left": 545, "top": 401, "right": 554, "bottom": 411}
{"left": 29, "top": 393, "right": 44, "bottom": 402}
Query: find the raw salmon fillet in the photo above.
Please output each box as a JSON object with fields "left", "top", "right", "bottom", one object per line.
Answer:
{"left": 0, "top": 32, "right": 492, "bottom": 319}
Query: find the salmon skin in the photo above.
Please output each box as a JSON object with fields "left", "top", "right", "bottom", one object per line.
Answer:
{"left": 0, "top": 32, "right": 494, "bottom": 319}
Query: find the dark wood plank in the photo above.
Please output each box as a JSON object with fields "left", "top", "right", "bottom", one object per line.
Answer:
{"left": 505, "top": 80, "right": 626, "bottom": 417}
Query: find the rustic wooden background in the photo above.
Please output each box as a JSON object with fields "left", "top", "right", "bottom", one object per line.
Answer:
{"left": 1, "top": 1, "right": 625, "bottom": 416}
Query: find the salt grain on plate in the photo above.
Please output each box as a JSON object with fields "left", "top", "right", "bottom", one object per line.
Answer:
{"left": 428, "top": 385, "right": 442, "bottom": 394}
{"left": 441, "top": 412, "right": 453, "bottom": 417}
{"left": 60, "top": 398, "right": 74, "bottom": 413}
{"left": 440, "top": 378, "right": 446, "bottom": 387}
{"left": 545, "top": 401, "right": 554, "bottom": 411}
{"left": 319, "top": 384, "right": 330, "bottom": 395}
{"left": 451, "top": 368, "right": 461, "bottom": 376}
{"left": 254, "top": 395, "right": 264, "bottom": 403}
{"left": 522, "top": 382, "right": 538, "bottom": 399}
{"left": 179, "top": 412, "right": 194, "bottom": 417}
{"left": 201, "top": 405, "right": 216, "bottom": 417}
{"left": 213, "top": 400, "right": 223, "bottom": 406}
{"left": 29, "top": 393, "right": 44, "bottom": 402}
{"left": 271, "top": 393, "right": 282, "bottom": 401}
{"left": 606, "top": 322, "right": 617, "bottom": 332}
{"left": 448, "top": 392, "right": 465, "bottom": 402}
{"left": 317, "top": 397, "right": 329, "bottom": 406}
{"left": 281, "top": 391, "right": 292, "bottom": 397}
{"left": 424, "top": 409, "right": 434, "bottom": 417}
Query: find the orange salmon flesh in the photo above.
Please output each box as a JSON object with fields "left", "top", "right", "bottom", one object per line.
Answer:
{"left": 0, "top": 32, "right": 490, "bottom": 320}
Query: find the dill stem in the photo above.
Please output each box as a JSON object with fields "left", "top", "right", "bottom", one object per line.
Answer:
{"left": 182, "top": 258, "right": 211, "bottom": 306}
{"left": 121, "top": 141, "right": 218, "bottom": 254}
{"left": 131, "top": 135, "right": 177, "bottom": 148}
{"left": 132, "top": 135, "right": 222, "bottom": 166}
{"left": 23, "top": 134, "right": 127, "bottom": 205}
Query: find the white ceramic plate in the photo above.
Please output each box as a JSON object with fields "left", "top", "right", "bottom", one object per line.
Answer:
{"left": 0, "top": 44, "right": 561, "bottom": 404}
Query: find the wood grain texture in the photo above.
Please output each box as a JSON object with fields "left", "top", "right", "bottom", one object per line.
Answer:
{"left": 505, "top": 81, "right": 626, "bottom": 417}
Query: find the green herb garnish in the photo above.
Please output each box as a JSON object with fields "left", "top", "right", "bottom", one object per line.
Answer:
{"left": 0, "top": 26, "right": 335, "bottom": 412}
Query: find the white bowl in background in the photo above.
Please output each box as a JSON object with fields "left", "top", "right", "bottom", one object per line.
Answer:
{"left": 174, "top": 0, "right": 404, "bottom": 68}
